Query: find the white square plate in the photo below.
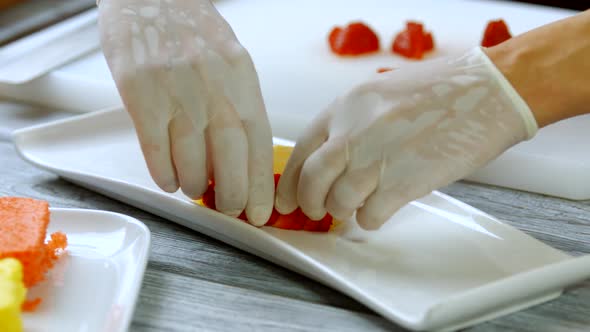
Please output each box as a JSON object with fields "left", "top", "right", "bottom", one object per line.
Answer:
{"left": 22, "top": 208, "right": 151, "bottom": 332}
{"left": 12, "top": 108, "right": 590, "bottom": 331}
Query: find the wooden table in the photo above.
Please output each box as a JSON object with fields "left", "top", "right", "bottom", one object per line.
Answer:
{"left": 0, "top": 101, "right": 589, "bottom": 331}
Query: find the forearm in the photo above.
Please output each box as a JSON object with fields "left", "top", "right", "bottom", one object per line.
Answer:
{"left": 485, "top": 10, "right": 590, "bottom": 128}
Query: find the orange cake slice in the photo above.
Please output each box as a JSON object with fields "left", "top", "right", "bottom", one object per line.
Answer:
{"left": 0, "top": 197, "right": 67, "bottom": 310}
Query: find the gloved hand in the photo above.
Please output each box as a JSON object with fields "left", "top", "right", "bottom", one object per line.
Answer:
{"left": 275, "top": 47, "right": 538, "bottom": 230}
{"left": 97, "top": 0, "right": 274, "bottom": 225}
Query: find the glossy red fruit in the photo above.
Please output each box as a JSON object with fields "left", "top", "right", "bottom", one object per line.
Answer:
{"left": 201, "top": 180, "right": 216, "bottom": 210}
{"left": 481, "top": 19, "right": 512, "bottom": 47}
{"left": 272, "top": 208, "right": 307, "bottom": 230}
{"left": 303, "top": 213, "right": 333, "bottom": 232}
{"left": 392, "top": 21, "right": 435, "bottom": 59}
{"left": 200, "top": 174, "right": 333, "bottom": 232}
{"left": 329, "top": 22, "right": 380, "bottom": 56}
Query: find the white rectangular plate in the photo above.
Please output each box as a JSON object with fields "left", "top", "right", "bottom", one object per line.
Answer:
{"left": 22, "top": 208, "right": 151, "bottom": 332}
{"left": 12, "top": 108, "right": 590, "bottom": 332}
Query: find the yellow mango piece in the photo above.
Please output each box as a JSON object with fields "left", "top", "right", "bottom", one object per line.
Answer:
{"left": 272, "top": 145, "right": 294, "bottom": 174}
{"left": 0, "top": 258, "right": 26, "bottom": 332}
{"left": 195, "top": 145, "right": 295, "bottom": 207}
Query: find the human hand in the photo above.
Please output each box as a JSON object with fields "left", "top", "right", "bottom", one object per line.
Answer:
{"left": 98, "top": 0, "right": 274, "bottom": 225}
{"left": 276, "top": 47, "right": 537, "bottom": 230}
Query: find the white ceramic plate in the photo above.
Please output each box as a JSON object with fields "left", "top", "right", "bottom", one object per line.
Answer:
{"left": 13, "top": 108, "right": 590, "bottom": 332}
{"left": 21, "top": 208, "right": 151, "bottom": 332}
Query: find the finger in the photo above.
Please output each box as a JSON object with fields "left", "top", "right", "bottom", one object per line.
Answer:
{"left": 191, "top": 37, "right": 232, "bottom": 187}
{"left": 242, "top": 119, "right": 274, "bottom": 226}
{"left": 356, "top": 187, "right": 407, "bottom": 231}
{"left": 122, "top": 71, "right": 179, "bottom": 193}
{"left": 207, "top": 97, "right": 248, "bottom": 217}
{"left": 166, "top": 61, "right": 210, "bottom": 199}
{"left": 169, "top": 111, "right": 208, "bottom": 199}
{"left": 275, "top": 113, "right": 330, "bottom": 215}
{"left": 133, "top": 118, "right": 178, "bottom": 193}
{"left": 325, "top": 162, "right": 380, "bottom": 221}
{"left": 297, "top": 138, "right": 348, "bottom": 220}
{"left": 355, "top": 153, "right": 422, "bottom": 230}
{"left": 166, "top": 58, "right": 213, "bottom": 199}
{"left": 356, "top": 138, "right": 453, "bottom": 230}
{"left": 231, "top": 55, "right": 274, "bottom": 226}
{"left": 356, "top": 173, "right": 438, "bottom": 231}
{"left": 191, "top": 44, "right": 249, "bottom": 216}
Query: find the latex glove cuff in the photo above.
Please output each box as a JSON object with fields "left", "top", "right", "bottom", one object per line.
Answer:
{"left": 476, "top": 46, "right": 538, "bottom": 139}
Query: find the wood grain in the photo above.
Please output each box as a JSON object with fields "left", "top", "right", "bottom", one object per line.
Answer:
{"left": 0, "top": 101, "right": 589, "bottom": 331}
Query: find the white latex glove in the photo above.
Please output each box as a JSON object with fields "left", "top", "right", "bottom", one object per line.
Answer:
{"left": 276, "top": 47, "right": 538, "bottom": 230}
{"left": 97, "top": 0, "right": 274, "bottom": 225}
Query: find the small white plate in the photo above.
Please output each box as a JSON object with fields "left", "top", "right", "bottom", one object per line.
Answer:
{"left": 22, "top": 208, "right": 151, "bottom": 332}
{"left": 13, "top": 108, "right": 590, "bottom": 332}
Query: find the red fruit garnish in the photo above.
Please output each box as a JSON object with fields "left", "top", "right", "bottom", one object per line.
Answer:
{"left": 266, "top": 208, "right": 281, "bottom": 226}
{"left": 329, "top": 22, "right": 380, "bottom": 56}
{"left": 237, "top": 211, "right": 248, "bottom": 222}
{"left": 272, "top": 208, "right": 307, "bottom": 230}
{"left": 303, "top": 213, "right": 333, "bottom": 232}
{"left": 199, "top": 173, "right": 333, "bottom": 232}
{"left": 392, "top": 21, "right": 435, "bottom": 59}
{"left": 481, "top": 19, "right": 512, "bottom": 47}
{"left": 201, "top": 180, "right": 216, "bottom": 210}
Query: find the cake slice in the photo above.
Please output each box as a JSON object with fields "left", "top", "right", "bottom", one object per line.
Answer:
{"left": 0, "top": 197, "right": 67, "bottom": 310}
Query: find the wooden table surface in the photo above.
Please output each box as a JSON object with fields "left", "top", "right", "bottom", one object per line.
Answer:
{"left": 0, "top": 1, "right": 589, "bottom": 330}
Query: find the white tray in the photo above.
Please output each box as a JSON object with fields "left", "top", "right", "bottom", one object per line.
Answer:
{"left": 12, "top": 108, "right": 590, "bottom": 332}
{"left": 22, "top": 208, "right": 150, "bottom": 332}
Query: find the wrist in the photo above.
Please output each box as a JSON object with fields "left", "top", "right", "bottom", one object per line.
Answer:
{"left": 475, "top": 47, "right": 538, "bottom": 139}
{"left": 484, "top": 10, "right": 590, "bottom": 128}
